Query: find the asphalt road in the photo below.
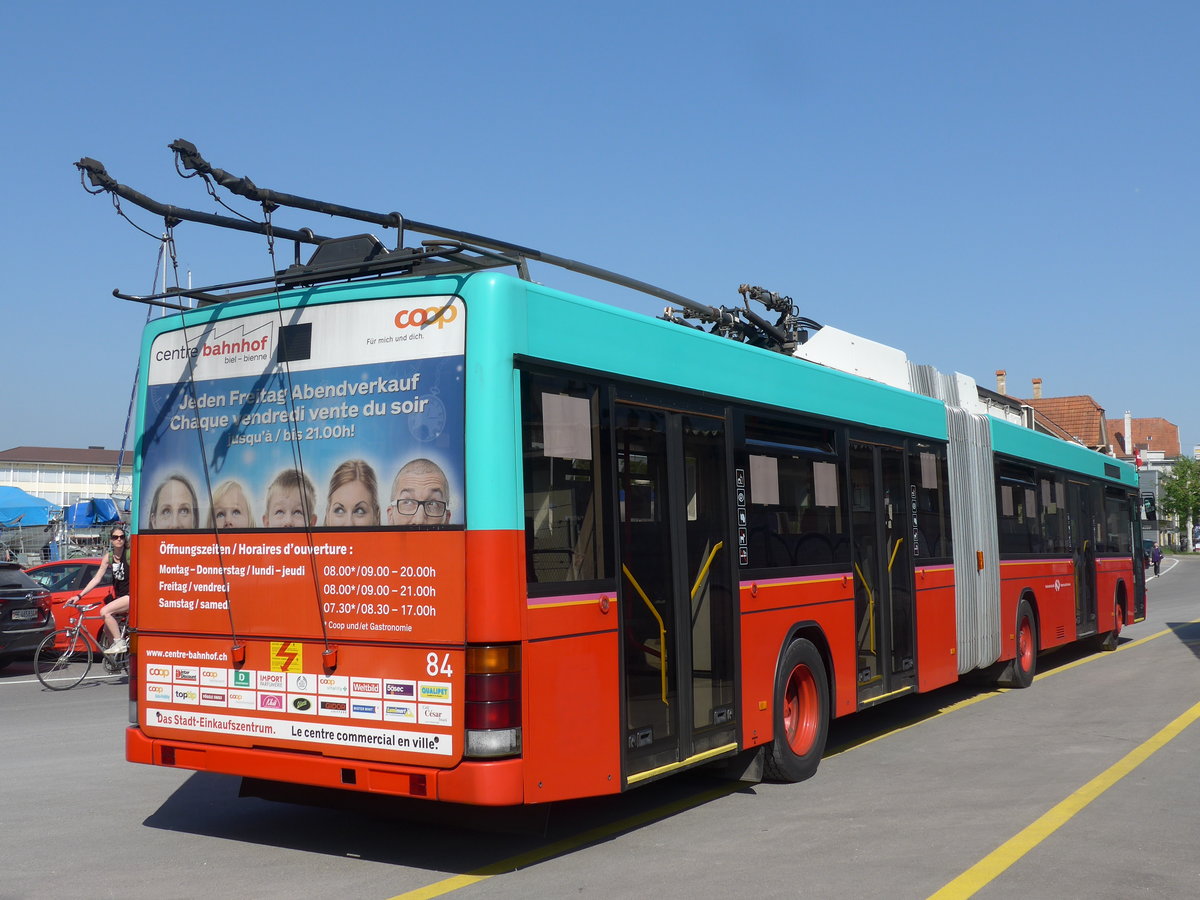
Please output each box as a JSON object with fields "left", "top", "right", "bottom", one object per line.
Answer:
{"left": 4, "top": 558, "right": 1199, "bottom": 900}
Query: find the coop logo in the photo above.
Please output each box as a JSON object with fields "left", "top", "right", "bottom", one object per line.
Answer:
{"left": 318, "top": 675, "right": 348, "bottom": 695}
{"left": 146, "top": 683, "right": 171, "bottom": 703}
{"left": 146, "top": 665, "right": 172, "bottom": 682}
{"left": 227, "top": 690, "right": 255, "bottom": 710}
{"left": 394, "top": 304, "right": 458, "bottom": 330}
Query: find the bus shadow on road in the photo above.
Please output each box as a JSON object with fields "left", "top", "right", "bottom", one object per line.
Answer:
{"left": 1166, "top": 620, "right": 1200, "bottom": 660}
{"left": 142, "top": 767, "right": 754, "bottom": 873}
{"left": 825, "top": 639, "right": 1130, "bottom": 756}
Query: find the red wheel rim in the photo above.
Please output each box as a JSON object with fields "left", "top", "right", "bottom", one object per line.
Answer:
{"left": 782, "top": 664, "right": 819, "bottom": 755}
{"left": 1018, "top": 617, "right": 1034, "bottom": 671}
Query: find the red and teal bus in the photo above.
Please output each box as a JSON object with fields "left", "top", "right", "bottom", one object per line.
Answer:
{"left": 81, "top": 149, "right": 1144, "bottom": 806}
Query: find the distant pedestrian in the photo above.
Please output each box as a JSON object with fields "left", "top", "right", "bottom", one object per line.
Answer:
{"left": 1151, "top": 543, "right": 1163, "bottom": 576}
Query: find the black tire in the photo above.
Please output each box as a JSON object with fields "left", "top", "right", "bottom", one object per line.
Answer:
{"left": 1011, "top": 599, "right": 1038, "bottom": 688}
{"left": 764, "top": 638, "right": 830, "bottom": 783}
{"left": 34, "top": 629, "right": 92, "bottom": 690}
{"left": 97, "top": 628, "right": 129, "bottom": 675}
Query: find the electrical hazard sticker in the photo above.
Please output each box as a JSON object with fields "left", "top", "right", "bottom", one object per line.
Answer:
{"left": 270, "top": 641, "right": 303, "bottom": 673}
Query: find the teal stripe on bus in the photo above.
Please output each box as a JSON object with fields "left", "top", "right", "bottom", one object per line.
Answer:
{"left": 516, "top": 281, "right": 948, "bottom": 434}
{"left": 990, "top": 417, "right": 1137, "bottom": 487}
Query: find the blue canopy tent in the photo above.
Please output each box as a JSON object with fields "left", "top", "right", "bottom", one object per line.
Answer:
{"left": 0, "top": 486, "right": 59, "bottom": 527}
{"left": 64, "top": 497, "right": 123, "bottom": 528}
{"left": 0, "top": 487, "right": 61, "bottom": 562}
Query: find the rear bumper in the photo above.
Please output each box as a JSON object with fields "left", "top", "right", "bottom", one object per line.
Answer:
{"left": 0, "top": 621, "right": 55, "bottom": 658}
{"left": 126, "top": 727, "right": 525, "bottom": 806}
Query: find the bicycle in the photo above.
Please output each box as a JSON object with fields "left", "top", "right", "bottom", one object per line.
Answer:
{"left": 33, "top": 598, "right": 129, "bottom": 690}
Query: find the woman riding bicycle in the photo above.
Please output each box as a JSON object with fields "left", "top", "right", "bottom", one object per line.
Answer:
{"left": 72, "top": 527, "right": 130, "bottom": 655}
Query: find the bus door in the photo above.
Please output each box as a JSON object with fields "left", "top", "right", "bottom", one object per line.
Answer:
{"left": 849, "top": 440, "right": 917, "bottom": 705}
{"left": 1068, "top": 480, "right": 1098, "bottom": 634}
{"left": 614, "top": 401, "right": 737, "bottom": 781}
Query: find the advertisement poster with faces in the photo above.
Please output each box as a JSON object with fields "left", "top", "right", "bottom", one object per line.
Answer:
{"left": 142, "top": 296, "right": 464, "bottom": 533}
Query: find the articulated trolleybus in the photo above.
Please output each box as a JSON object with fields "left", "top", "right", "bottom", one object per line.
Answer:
{"left": 81, "top": 144, "right": 1144, "bottom": 807}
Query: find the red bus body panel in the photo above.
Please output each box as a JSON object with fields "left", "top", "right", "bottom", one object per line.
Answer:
{"left": 738, "top": 574, "right": 856, "bottom": 748}
{"left": 914, "top": 564, "right": 958, "bottom": 693}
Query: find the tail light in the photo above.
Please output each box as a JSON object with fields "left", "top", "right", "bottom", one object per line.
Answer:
{"left": 464, "top": 644, "right": 521, "bottom": 759}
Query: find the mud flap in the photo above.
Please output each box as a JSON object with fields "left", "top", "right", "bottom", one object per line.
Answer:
{"left": 705, "top": 746, "right": 764, "bottom": 784}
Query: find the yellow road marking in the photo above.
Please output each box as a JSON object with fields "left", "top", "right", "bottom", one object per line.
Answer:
{"left": 927, "top": 698, "right": 1200, "bottom": 899}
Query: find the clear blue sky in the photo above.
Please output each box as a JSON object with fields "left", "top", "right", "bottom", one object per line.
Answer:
{"left": 3, "top": 1, "right": 1197, "bottom": 458}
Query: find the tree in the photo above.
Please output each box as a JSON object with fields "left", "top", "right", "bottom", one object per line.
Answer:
{"left": 1160, "top": 457, "right": 1200, "bottom": 545}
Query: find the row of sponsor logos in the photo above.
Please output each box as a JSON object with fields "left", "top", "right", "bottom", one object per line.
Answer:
{"left": 146, "top": 708, "right": 455, "bottom": 756}
{"left": 144, "top": 664, "right": 451, "bottom": 704}
{"left": 145, "top": 681, "right": 452, "bottom": 727}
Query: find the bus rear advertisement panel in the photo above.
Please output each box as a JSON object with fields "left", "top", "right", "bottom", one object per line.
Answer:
{"left": 138, "top": 635, "right": 464, "bottom": 766}
{"left": 138, "top": 295, "right": 467, "bottom": 643}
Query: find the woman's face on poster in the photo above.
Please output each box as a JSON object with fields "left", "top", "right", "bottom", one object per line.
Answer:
{"left": 326, "top": 479, "right": 377, "bottom": 526}
{"left": 152, "top": 478, "right": 195, "bottom": 529}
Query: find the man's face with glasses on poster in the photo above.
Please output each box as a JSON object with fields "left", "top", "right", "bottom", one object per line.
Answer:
{"left": 386, "top": 458, "right": 452, "bottom": 526}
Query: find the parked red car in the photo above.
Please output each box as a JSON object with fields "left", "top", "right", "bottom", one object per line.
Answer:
{"left": 24, "top": 558, "right": 113, "bottom": 650}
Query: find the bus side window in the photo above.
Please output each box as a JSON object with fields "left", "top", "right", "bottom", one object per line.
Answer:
{"left": 997, "top": 463, "right": 1039, "bottom": 555}
{"left": 910, "top": 443, "right": 951, "bottom": 560}
{"left": 1104, "top": 488, "right": 1132, "bottom": 555}
{"left": 744, "top": 416, "right": 846, "bottom": 569}
{"left": 520, "top": 373, "right": 610, "bottom": 586}
{"left": 1039, "top": 475, "right": 1068, "bottom": 553}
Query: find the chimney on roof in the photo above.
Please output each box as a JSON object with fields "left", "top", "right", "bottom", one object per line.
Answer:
{"left": 996, "top": 369, "right": 1007, "bottom": 394}
{"left": 1032, "top": 378, "right": 1043, "bottom": 400}
{"left": 1125, "top": 411, "right": 1133, "bottom": 456}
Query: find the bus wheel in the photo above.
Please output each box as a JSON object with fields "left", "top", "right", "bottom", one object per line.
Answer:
{"left": 764, "top": 638, "right": 829, "bottom": 783}
{"left": 1012, "top": 600, "right": 1038, "bottom": 688}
